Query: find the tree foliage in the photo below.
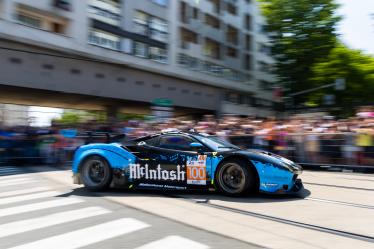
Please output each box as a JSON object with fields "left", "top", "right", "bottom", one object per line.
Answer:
{"left": 259, "top": 0, "right": 341, "bottom": 103}
{"left": 311, "top": 45, "right": 374, "bottom": 115}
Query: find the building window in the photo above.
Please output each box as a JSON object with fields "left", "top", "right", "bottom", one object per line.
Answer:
{"left": 150, "top": 47, "right": 167, "bottom": 63}
{"left": 52, "top": 22, "right": 65, "bottom": 33}
{"left": 205, "top": 14, "right": 220, "bottom": 29}
{"left": 208, "top": 0, "right": 221, "bottom": 14}
{"left": 192, "top": 7, "right": 199, "bottom": 19}
{"left": 134, "top": 42, "right": 148, "bottom": 58}
{"left": 244, "top": 14, "right": 252, "bottom": 30}
{"left": 245, "top": 34, "right": 252, "bottom": 51}
{"left": 54, "top": 0, "right": 71, "bottom": 11}
{"left": 180, "top": 28, "right": 198, "bottom": 48}
{"left": 203, "top": 38, "right": 221, "bottom": 60}
{"left": 88, "top": 5, "right": 121, "bottom": 26}
{"left": 152, "top": 0, "right": 168, "bottom": 6}
{"left": 16, "top": 13, "right": 41, "bottom": 28}
{"left": 227, "top": 47, "right": 237, "bottom": 58}
{"left": 149, "top": 17, "right": 168, "bottom": 42}
{"left": 226, "top": 25, "right": 238, "bottom": 45}
{"left": 226, "top": 3, "right": 237, "bottom": 15}
{"left": 180, "top": 1, "right": 188, "bottom": 23}
{"left": 88, "top": 29, "right": 120, "bottom": 50}
{"left": 243, "top": 54, "right": 252, "bottom": 71}
{"left": 133, "top": 11, "right": 148, "bottom": 35}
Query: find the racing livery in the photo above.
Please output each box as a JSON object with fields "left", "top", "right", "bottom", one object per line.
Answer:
{"left": 72, "top": 131, "right": 303, "bottom": 196}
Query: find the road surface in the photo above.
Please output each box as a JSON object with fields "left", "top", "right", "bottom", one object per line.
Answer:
{"left": 0, "top": 166, "right": 373, "bottom": 249}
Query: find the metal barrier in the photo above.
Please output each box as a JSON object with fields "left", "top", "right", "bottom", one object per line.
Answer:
{"left": 227, "top": 133, "right": 374, "bottom": 169}
{"left": 1, "top": 132, "right": 373, "bottom": 169}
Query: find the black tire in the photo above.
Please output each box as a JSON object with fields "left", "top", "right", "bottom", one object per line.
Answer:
{"left": 80, "top": 156, "right": 112, "bottom": 191}
{"left": 215, "top": 159, "right": 256, "bottom": 196}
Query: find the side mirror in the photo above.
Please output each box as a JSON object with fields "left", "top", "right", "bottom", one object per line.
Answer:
{"left": 190, "top": 142, "right": 203, "bottom": 149}
{"left": 137, "top": 141, "right": 147, "bottom": 146}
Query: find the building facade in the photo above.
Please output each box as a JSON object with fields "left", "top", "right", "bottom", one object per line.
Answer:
{"left": 0, "top": 0, "right": 276, "bottom": 117}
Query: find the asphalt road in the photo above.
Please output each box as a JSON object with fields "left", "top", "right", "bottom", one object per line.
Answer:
{"left": 0, "top": 165, "right": 373, "bottom": 249}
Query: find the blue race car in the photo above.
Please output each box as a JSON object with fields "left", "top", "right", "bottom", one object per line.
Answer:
{"left": 72, "top": 131, "right": 303, "bottom": 196}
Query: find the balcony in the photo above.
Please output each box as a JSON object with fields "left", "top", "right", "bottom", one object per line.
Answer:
{"left": 88, "top": 0, "right": 121, "bottom": 26}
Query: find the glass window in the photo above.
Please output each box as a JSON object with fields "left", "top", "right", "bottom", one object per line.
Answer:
{"left": 134, "top": 11, "right": 148, "bottom": 25}
{"left": 134, "top": 42, "right": 148, "bottom": 57}
{"left": 17, "top": 13, "right": 41, "bottom": 28}
{"left": 143, "top": 136, "right": 160, "bottom": 146}
{"left": 88, "top": 29, "right": 120, "bottom": 50}
{"left": 152, "top": 0, "right": 168, "bottom": 6}
{"left": 159, "top": 135, "right": 195, "bottom": 151}
{"left": 150, "top": 47, "right": 167, "bottom": 63}
{"left": 149, "top": 17, "right": 168, "bottom": 42}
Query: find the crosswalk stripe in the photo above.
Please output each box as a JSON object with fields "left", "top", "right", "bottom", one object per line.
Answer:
{"left": 0, "top": 187, "right": 50, "bottom": 198}
{"left": 0, "top": 206, "right": 110, "bottom": 239}
{"left": 136, "top": 236, "right": 210, "bottom": 249}
{"left": 0, "top": 180, "right": 36, "bottom": 187}
{"left": 8, "top": 218, "right": 150, "bottom": 249}
{"left": 0, "top": 174, "right": 26, "bottom": 180}
{"left": 0, "top": 198, "right": 84, "bottom": 218}
{"left": 0, "top": 178, "right": 31, "bottom": 184}
{"left": 0, "top": 191, "right": 61, "bottom": 205}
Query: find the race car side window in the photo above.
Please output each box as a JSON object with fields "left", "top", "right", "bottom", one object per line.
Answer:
{"left": 158, "top": 135, "right": 196, "bottom": 151}
{"left": 143, "top": 136, "right": 160, "bottom": 146}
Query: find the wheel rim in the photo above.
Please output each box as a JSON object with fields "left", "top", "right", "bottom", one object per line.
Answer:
{"left": 83, "top": 159, "right": 107, "bottom": 186}
{"left": 219, "top": 163, "right": 246, "bottom": 193}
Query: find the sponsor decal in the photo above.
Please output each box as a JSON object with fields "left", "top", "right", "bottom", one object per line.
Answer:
{"left": 129, "top": 164, "right": 186, "bottom": 181}
{"left": 186, "top": 155, "right": 207, "bottom": 185}
{"left": 138, "top": 183, "right": 186, "bottom": 190}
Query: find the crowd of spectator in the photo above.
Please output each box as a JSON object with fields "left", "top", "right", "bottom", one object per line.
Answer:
{"left": 1, "top": 106, "right": 374, "bottom": 167}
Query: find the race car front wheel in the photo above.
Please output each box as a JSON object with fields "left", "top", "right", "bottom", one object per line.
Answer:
{"left": 216, "top": 159, "right": 255, "bottom": 196}
{"left": 81, "top": 156, "right": 112, "bottom": 191}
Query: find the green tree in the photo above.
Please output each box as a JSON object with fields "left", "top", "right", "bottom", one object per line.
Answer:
{"left": 311, "top": 45, "right": 374, "bottom": 116}
{"left": 259, "top": 0, "right": 341, "bottom": 104}
{"left": 55, "top": 112, "right": 81, "bottom": 125}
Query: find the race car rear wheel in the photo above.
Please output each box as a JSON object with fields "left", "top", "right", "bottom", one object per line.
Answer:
{"left": 81, "top": 156, "right": 112, "bottom": 191}
{"left": 216, "top": 159, "right": 255, "bottom": 196}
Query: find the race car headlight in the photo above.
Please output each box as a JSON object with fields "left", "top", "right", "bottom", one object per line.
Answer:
{"left": 279, "top": 162, "right": 303, "bottom": 174}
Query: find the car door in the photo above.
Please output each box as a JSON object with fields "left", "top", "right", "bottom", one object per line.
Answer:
{"left": 131, "top": 134, "right": 210, "bottom": 190}
{"left": 156, "top": 134, "right": 211, "bottom": 189}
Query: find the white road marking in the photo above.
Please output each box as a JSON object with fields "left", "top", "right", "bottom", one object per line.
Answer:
{"left": 0, "top": 198, "right": 84, "bottom": 218}
{"left": 136, "top": 235, "right": 210, "bottom": 249}
{"left": 0, "top": 174, "right": 27, "bottom": 180}
{"left": 0, "top": 206, "right": 110, "bottom": 238}
{"left": 0, "top": 187, "right": 50, "bottom": 198}
{"left": 0, "top": 178, "right": 31, "bottom": 184}
{"left": 0, "top": 191, "right": 61, "bottom": 205}
{"left": 0, "top": 180, "right": 36, "bottom": 187}
{"left": 8, "top": 218, "right": 150, "bottom": 249}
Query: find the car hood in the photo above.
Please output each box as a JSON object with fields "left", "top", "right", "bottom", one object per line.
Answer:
{"left": 233, "top": 149, "right": 303, "bottom": 173}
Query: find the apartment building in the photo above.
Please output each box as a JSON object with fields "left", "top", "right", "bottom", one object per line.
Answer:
{"left": 0, "top": 0, "right": 276, "bottom": 117}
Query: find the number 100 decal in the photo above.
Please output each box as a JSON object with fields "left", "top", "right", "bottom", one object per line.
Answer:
{"left": 186, "top": 155, "right": 207, "bottom": 185}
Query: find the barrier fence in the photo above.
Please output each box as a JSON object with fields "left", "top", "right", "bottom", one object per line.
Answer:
{"left": 1, "top": 132, "right": 373, "bottom": 169}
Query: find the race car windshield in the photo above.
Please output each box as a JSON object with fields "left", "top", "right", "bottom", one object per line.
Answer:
{"left": 195, "top": 135, "right": 240, "bottom": 151}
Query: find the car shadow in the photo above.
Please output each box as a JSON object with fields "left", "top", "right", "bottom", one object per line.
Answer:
{"left": 57, "top": 186, "right": 311, "bottom": 204}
